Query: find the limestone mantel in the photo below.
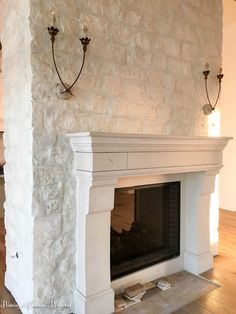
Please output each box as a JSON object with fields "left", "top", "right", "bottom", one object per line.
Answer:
{"left": 68, "top": 132, "right": 231, "bottom": 314}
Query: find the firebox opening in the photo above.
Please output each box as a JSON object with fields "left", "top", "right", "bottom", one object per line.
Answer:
{"left": 111, "top": 181, "right": 181, "bottom": 280}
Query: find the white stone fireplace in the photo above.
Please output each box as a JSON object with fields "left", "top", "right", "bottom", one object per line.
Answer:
{"left": 68, "top": 132, "right": 230, "bottom": 314}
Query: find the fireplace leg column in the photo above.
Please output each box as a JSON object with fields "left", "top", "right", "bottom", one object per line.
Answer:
{"left": 184, "top": 171, "right": 217, "bottom": 274}
{"left": 73, "top": 174, "right": 117, "bottom": 314}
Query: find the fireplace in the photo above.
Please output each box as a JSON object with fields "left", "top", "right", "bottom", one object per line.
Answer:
{"left": 111, "top": 182, "right": 180, "bottom": 279}
{"left": 68, "top": 132, "right": 230, "bottom": 314}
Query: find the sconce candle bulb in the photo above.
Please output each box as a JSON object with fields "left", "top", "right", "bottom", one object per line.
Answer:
{"left": 52, "top": 11, "right": 56, "bottom": 27}
{"left": 83, "top": 23, "right": 88, "bottom": 38}
{"left": 47, "top": 16, "right": 91, "bottom": 100}
{"left": 203, "top": 63, "right": 210, "bottom": 81}
{"left": 202, "top": 63, "right": 224, "bottom": 115}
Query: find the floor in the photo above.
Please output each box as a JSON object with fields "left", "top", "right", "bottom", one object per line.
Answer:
{"left": 174, "top": 209, "right": 236, "bottom": 314}
{"left": 0, "top": 209, "right": 235, "bottom": 313}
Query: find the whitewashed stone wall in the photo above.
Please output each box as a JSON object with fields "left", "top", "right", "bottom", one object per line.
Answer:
{"left": 2, "top": 0, "right": 223, "bottom": 313}
{"left": 1, "top": 0, "right": 34, "bottom": 312}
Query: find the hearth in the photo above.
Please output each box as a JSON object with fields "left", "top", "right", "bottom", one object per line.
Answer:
{"left": 111, "top": 182, "right": 180, "bottom": 279}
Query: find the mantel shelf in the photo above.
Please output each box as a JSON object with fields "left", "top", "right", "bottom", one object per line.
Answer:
{"left": 68, "top": 132, "right": 232, "bottom": 175}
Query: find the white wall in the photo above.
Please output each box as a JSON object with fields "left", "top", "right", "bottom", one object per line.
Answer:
{"left": 220, "top": 0, "right": 236, "bottom": 211}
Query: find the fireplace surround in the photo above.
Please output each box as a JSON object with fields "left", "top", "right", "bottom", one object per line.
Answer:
{"left": 68, "top": 132, "right": 230, "bottom": 314}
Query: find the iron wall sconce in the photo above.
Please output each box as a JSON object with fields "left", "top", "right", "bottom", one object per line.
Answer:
{"left": 203, "top": 63, "right": 224, "bottom": 115}
{"left": 47, "top": 13, "right": 90, "bottom": 100}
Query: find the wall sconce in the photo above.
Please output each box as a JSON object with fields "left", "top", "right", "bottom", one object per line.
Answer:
{"left": 47, "top": 12, "right": 90, "bottom": 100}
{"left": 202, "top": 63, "right": 224, "bottom": 115}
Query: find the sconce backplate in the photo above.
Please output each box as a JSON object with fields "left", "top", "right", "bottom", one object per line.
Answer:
{"left": 56, "top": 83, "right": 72, "bottom": 100}
{"left": 203, "top": 104, "right": 213, "bottom": 115}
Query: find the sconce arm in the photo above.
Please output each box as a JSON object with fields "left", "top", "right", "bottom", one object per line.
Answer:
{"left": 203, "top": 70, "right": 224, "bottom": 114}
{"left": 212, "top": 81, "right": 222, "bottom": 110}
{"left": 62, "top": 48, "right": 86, "bottom": 93}
{"left": 51, "top": 41, "right": 73, "bottom": 95}
{"left": 47, "top": 25, "right": 90, "bottom": 99}
{"left": 63, "top": 37, "right": 91, "bottom": 92}
{"left": 204, "top": 76, "right": 212, "bottom": 108}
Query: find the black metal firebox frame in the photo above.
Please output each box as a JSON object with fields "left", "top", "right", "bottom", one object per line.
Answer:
{"left": 111, "top": 181, "right": 181, "bottom": 280}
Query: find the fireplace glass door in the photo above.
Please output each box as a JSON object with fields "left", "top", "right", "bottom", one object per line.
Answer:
{"left": 111, "top": 181, "right": 180, "bottom": 280}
